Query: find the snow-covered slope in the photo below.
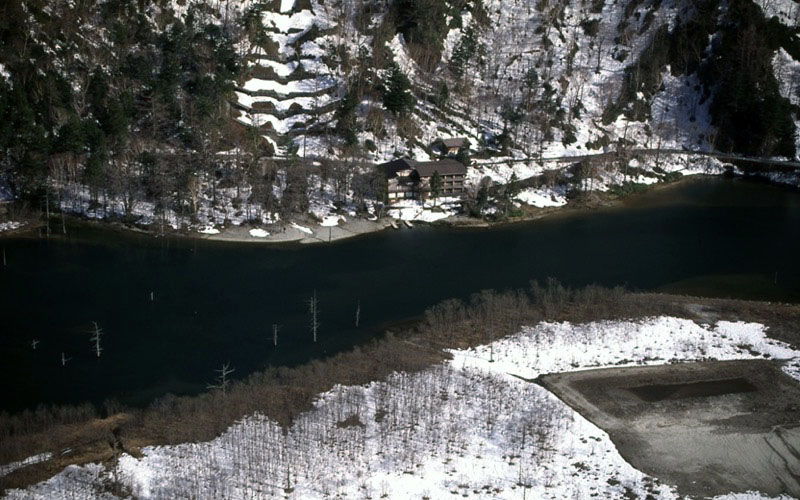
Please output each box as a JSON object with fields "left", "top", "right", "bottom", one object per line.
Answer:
{"left": 2, "top": 0, "right": 798, "bottom": 226}
{"left": 234, "top": 0, "right": 343, "bottom": 155}
{"left": 233, "top": 0, "right": 799, "bottom": 180}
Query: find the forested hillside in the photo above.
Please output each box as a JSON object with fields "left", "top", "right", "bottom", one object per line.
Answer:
{"left": 0, "top": 0, "right": 798, "bottom": 227}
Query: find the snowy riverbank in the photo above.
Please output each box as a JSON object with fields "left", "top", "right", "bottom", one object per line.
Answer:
{"left": 200, "top": 217, "right": 389, "bottom": 244}
{"left": 3, "top": 155, "right": 796, "bottom": 245}
{"left": 5, "top": 316, "right": 799, "bottom": 499}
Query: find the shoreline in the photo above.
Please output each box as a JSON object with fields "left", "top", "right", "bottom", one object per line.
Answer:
{"left": 0, "top": 173, "right": 772, "bottom": 244}
{"left": 201, "top": 216, "right": 392, "bottom": 244}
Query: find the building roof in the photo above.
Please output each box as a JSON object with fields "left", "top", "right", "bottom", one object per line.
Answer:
{"left": 379, "top": 158, "right": 418, "bottom": 179}
{"left": 379, "top": 158, "right": 466, "bottom": 178}
{"left": 437, "top": 138, "right": 469, "bottom": 149}
{"left": 414, "top": 159, "right": 467, "bottom": 177}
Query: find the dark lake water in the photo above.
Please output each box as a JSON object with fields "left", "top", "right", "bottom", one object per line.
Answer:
{"left": 1, "top": 177, "right": 799, "bottom": 412}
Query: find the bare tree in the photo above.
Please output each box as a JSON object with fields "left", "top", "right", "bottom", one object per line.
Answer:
{"left": 208, "top": 363, "right": 235, "bottom": 396}
{"left": 90, "top": 321, "right": 103, "bottom": 357}
{"left": 272, "top": 324, "right": 280, "bottom": 346}
{"left": 309, "top": 290, "right": 320, "bottom": 343}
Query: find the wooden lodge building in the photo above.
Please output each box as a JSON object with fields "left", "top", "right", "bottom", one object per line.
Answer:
{"left": 432, "top": 137, "right": 469, "bottom": 156}
{"left": 380, "top": 158, "right": 467, "bottom": 202}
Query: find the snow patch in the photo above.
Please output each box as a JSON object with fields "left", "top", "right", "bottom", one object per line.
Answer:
{"left": 242, "top": 76, "right": 336, "bottom": 94}
{"left": 0, "top": 453, "right": 52, "bottom": 478}
{"left": 290, "top": 222, "right": 313, "bottom": 234}
{"left": 387, "top": 197, "right": 461, "bottom": 222}
{"left": 263, "top": 9, "right": 313, "bottom": 32}
{"left": 0, "top": 221, "right": 24, "bottom": 232}
{"left": 516, "top": 186, "right": 567, "bottom": 207}
{"left": 319, "top": 215, "right": 344, "bottom": 227}
{"left": 450, "top": 317, "right": 800, "bottom": 382}
{"left": 387, "top": 34, "right": 419, "bottom": 77}
{"left": 279, "top": 0, "right": 295, "bottom": 13}
{"left": 248, "top": 228, "right": 269, "bottom": 238}
{"left": 755, "top": 0, "right": 800, "bottom": 25}
{"left": 235, "top": 91, "right": 334, "bottom": 112}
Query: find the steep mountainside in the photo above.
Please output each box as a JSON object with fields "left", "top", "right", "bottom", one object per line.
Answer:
{"left": 0, "top": 0, "right": 798, "bottom": 226}
{"left": 231, "top": 0, "right": 799, "bottom": 162}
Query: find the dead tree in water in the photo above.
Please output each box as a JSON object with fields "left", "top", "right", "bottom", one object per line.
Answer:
{"left": 355, "top": 300, "right": 361, "bottom": 327}
{"left": 45, "top": 186, "right": 51, "bottom": 237}
{"left": 309, "top": 290, "right": 320, "bottom": 343}
{"left": 272, "top": 324, "right": 280, "bottom": 346}
{"left": 60, "top": 192, "right": 67, "bottom": 235}
{"left": 207, "top": 363, "right": 235, "bottom": 396}
{"left": 61, "top": 352, "right": 71, "bottom": 366}
{"left": 90, "top": 321, "right": 103, "bottom": 357}
{"left": 31, "top": 339, "right": 40, "bottom": 350}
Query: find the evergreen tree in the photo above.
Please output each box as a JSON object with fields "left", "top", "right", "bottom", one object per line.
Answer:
{"left": 382, "top": 62, "right": 414, "bottom": 115}
{"left": 429, "top": 170, "right": 443, "bottom": 204}
{"left": 449, "top": 25, "right": 482, "bottom": 78}
{"left": 467, "top": 179, "right": 490, "bottom": 217}
{"left": 455, "top": 147, "right": 470, "bottom": 166}
{"left": 476, "top": 183, "right": 489, "bottom": 210}
{"left": 434, "top": 80, "right": 449, "bottom": 107}
{"left": 334, "top": 90, "right": 359, "bottom": 146}
{"left": 507, "top": 172, "right": 520, "bottom": 199}
{"left": 500, "top": 172, "right": 520, "bottom": 217}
